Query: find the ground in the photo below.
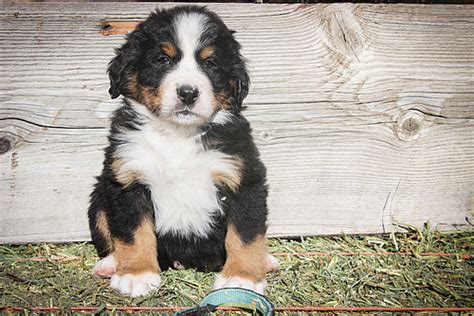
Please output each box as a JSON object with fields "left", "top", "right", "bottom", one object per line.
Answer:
{"left": 0, "top": 224, "right": 472, "bottom": 315}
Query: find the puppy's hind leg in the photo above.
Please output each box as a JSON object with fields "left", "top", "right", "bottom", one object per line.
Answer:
{"left": 89, "top": 207, "right": 117, "bottom": 278}
{"left": 92, "top": 254, "right": 117, "bottom": 278}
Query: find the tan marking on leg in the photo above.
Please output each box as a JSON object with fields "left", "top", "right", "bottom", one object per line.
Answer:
{"left": 111, "top": 158, "right": 144, "bottom": 188}
{"left": 221, "top": 225, "right": 269, "bottom": 282}
{"left": 112, "top": 217, "right": 160, "bottom": 275}
{"left": 96, "top": 210, "right": 113, "bottom": 252}
{"left": 199, "top": 46, "right": 215, "bottom": 60}
{"left": 212, "top": 157, "right": 242, "bottom": 192}
{"left": 161, "top": 42, "right": 177, "bottom": 58}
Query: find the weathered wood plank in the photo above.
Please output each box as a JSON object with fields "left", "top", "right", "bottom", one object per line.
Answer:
{"left": 1, "top": 3, "right": 473, "bottom": 243}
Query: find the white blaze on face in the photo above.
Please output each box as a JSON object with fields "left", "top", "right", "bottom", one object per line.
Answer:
{"left": 160, "top": 12, "right": 215, "bottom": 125}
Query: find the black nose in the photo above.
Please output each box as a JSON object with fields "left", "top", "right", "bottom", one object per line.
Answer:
{"left": 177, "top": 85, "right": 199, "bottom": 106}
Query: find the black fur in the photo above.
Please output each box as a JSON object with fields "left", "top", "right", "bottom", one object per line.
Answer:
{"left": 88, "top": 6, "right": 267, "bottom": 273}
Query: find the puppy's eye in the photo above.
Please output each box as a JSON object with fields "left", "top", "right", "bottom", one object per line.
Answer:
{"left": 157, "top": 55, "right": 172, "bottom": 65}
{"left": 202, "top": 59, "right": 217, "bottom": 69}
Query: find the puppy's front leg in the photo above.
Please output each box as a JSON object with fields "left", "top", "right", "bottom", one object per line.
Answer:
{"left": 91, "top": 173, "right": 161, "bottom": 297}
{"left": 93, "top": 215, "right": 161, "bottom": 297}
{"left": 110, "top": 216, "right": 161, "bottom": 297}
{"left": 214, "top": 224, "right": 276, "bottom": 294}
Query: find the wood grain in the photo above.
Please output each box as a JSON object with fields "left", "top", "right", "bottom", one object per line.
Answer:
{"left": 1, "top": 3, "right": 473, "bottom": 243}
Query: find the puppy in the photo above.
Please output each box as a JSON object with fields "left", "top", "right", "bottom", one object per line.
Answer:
{"left": 88, "top": 6, "right": 278, "bottom": 297}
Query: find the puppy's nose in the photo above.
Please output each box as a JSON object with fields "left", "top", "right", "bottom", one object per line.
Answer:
{"left": 177, "top": 85, "right": 199, "bottom": 106}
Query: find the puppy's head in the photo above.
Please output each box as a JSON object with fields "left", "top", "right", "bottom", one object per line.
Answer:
{"left": 108, "top": 6, "right": 249, "bottom": 126}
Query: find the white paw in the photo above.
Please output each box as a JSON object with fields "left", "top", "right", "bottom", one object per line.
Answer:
{"left": 110, "top": 272, "right": 161, "bottom": 297}
{"left": 92, "top": 255, "right": 116, "bottom": 278}
{"left": 267, "top": 254, "right": 280, "bottom": 272}
{"left": 213, "top": 274, "right": 267, "bottom": 295}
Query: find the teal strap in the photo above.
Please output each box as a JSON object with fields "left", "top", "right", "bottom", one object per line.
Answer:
{"left": 175, "top": 287, "right": 274, "bottom": 316}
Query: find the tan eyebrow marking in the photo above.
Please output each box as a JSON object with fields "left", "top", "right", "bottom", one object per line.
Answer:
{"left": 161, "top": 42, "right": 177, "bottom": 58}
{"left": 200, "top": 46, "right": 215, "bottom": 60}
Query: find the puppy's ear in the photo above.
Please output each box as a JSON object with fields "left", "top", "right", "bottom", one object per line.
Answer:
{"left": 108, "top": 49, "right": 125, "bottom": 99}
{"left": 232, "top": 69, "right": 250, "bottom": 112}
{"left": 107, "top": 32, "right": 144, "bottom": 99}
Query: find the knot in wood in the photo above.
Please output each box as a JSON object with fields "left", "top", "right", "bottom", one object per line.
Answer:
{"left": 395, "top": 110, "right": 424, "bottom": 142}
{"left": 0, "top": 137, "right": 12, "bottom": 154}
{"left": 321, "top": 6, "right": 365, "bottom": 65}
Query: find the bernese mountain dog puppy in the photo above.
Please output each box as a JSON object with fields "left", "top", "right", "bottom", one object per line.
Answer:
{"left": 88, "top": 6, "right": 279, "bottom": 297}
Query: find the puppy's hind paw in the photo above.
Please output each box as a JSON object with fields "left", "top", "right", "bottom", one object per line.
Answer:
{"left": 110, "top": 272, "right": 161, "bottom": 297}
{"left": 266, "top": 254, "right": 280, "bottom": 272}
{"left": 92, "top": 255, "right": 116, "bottom": 278}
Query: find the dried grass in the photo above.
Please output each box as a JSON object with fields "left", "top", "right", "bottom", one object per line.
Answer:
{"left": 1, "top": 224, "right": 472, "bottom": 315}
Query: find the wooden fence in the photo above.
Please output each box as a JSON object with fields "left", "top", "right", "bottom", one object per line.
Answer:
{"left": 0, "top": 3, "right": 473, "bottom": 243}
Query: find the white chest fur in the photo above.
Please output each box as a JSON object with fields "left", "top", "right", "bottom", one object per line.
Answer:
{"left": 114, "top": 114, "right": 236, "bottom": 238}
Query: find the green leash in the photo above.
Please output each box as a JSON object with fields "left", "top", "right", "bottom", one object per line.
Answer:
{"left": 175, "top": 288, "right": 274, "bottom": 315}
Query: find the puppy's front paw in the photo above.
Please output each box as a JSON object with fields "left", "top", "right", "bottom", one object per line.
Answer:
{"left": 92, "top": 255, "right": 116, "bottom": 278}
{"left": 213, "top": 274, "right": 267, "bottom": 295}
{"left": 110, "top": 272, "right": 161, "bottom": 297}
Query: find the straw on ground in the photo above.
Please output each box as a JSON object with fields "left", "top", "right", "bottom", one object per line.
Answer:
{"left": 0, "top": 224, "right": 472, "bottom": 315}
